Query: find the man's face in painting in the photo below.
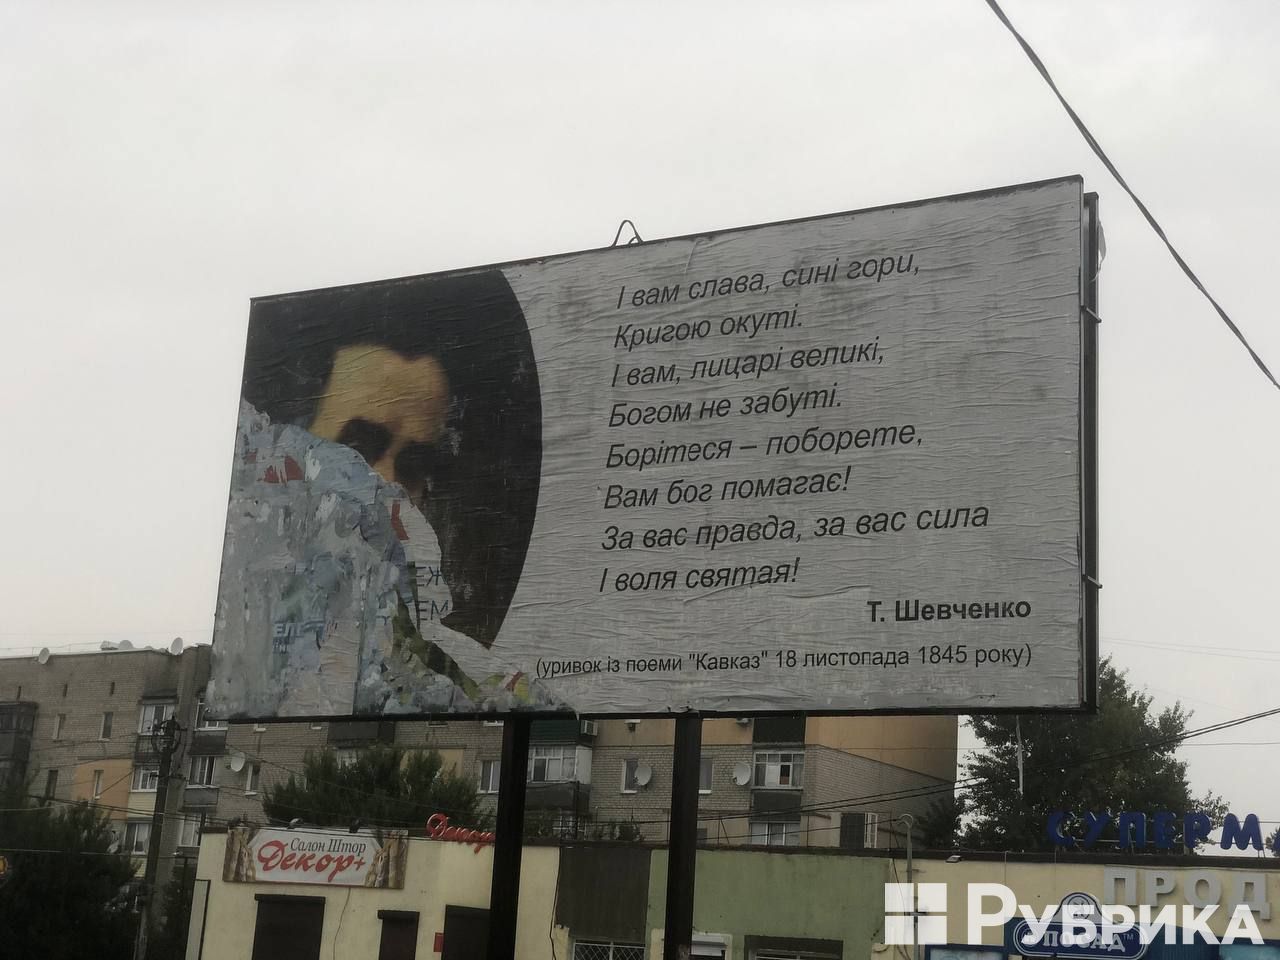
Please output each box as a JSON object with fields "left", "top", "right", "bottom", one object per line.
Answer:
{"left": 308, "top": 344, "right": 450, "bottom": 501}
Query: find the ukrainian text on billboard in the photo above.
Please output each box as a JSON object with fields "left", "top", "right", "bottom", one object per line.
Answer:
{"left": 209, "top": 177, "right": 1090, "bottom": 718}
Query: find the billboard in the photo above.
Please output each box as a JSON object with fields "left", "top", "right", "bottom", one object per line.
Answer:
{"left": 209, "top": 176, "right": 1097, "bottom": 719}
{"left": 223, "top": 827, "right": 409, "bottom": 888}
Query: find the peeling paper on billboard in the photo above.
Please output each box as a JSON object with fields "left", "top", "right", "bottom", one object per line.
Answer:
{"left": 210, "top": 177, "right": 1092, "bottom": 718}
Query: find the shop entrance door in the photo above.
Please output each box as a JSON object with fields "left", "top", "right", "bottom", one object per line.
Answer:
{"left": 441, "top": 905, "right": 489, "bottom": 960}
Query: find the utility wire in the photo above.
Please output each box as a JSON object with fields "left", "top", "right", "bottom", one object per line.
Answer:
{"left": 982, "top": 0, "right": 1280, "bottom": 392}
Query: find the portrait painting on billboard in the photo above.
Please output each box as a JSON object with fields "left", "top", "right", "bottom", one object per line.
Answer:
{"left": 212, "top": 271, "right": 547, "bottom": 717}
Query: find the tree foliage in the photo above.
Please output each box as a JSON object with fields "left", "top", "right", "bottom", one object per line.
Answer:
{"left": 917, "top": 793, "right": 967, "bottom": 850}
{"left": 0, "top": 782, "right": 137, "bottom": 960}
{"left": 262, "top": 744, "right": 483, "bottom": 830}
{"left": 961, "top": 660, "right": 1226, "bottom": 853}
{"left": 145, "top": 857, "right": 196, "bottom": 960}
{"left": 1267, "top": 825, "right": 1279, "bottom": 857}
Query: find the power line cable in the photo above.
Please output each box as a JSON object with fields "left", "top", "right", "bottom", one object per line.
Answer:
{"left": 982, "top": 0, "right": 1280, "bottom": 392}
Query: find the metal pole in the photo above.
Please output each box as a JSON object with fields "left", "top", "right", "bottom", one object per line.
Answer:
{"left": 134, "top": 716, "right": 181, "bottom": 960}
{"left": 486, "top": 715, "right": 531, "bottom": 960}
{"left": 663, "top": 714, "right": 702, "bottom": 960}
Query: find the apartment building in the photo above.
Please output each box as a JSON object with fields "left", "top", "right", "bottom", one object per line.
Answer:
{"left": 205, "top": 711, "right": 956, "bottom": 850}
{"left": 0, "top": 643, "right": 217, "bottom": 891}
{"left": 0, "top": 643, "right": 957, "bottom": 861}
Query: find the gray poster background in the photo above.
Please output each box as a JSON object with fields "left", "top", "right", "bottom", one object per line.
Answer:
{"left": 211, "top": 176, "right": 1089, "bottom": 717}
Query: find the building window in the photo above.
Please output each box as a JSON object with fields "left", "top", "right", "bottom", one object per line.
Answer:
{"left": 572, "top": 942, "right": 645, "bottom": 960}
{"left": 44, "top": 768, "right": 58, "bottom": 798}
{"left": 137, "top": 702, "right": 175, "bottom": 735}
{"left": 334, "top": 748, "right": 360, "bottom": 767}
{"left": 377, "top": 910, "right": 420, "bottom": 960}
{"left": 177, "top": 816, "right": 202, "bottom": 849}
{"left": 528, "top": 744, "right": 576, "bottom": 783}
{"left": 124, "top": 820, "right": 151, "bottom": 855}
{"left": 54, "top": 713, "right": 67, "bottom": 740}
{"left": 863, "top": 811, "right": 880, "bottom": 848}
{"left": 62, "top": 682, "right": 69, "bottom": 697}
{"left": 108, "top": 681, "right": 115, "bottom": 695}
{"left": 245, "top": 762, "right": 261, "bottom": 795}
{"left": 621, "top": 758, "right": 641, "bottom": 794}
{"left": 92, "top": 769, "right": 104, "bottom": 800}
{"left": 699, "top": 757, "right": 713, "bottom": 794}
{"left": 753, "top": 751, "right": 803, "bottom": 788}
{"left": 251, "top": 896, "right": 325, "bottom": 960}
{"left": 100, "top": 712, "right": 113, "bottom": 740}
{"left": 189, "top": 755, "right": 217, "bottom": 786}
{"left": 749, "top": 819, "right": 799, "bottom": 846}
{"left": 195, "top": 699, "right": 228, "bottom": 730}
{"left": 132, "top": 765, "right": 160, "bottom": 792}
{"left": 479, "top": 760, "right": 500, "bottom": 794}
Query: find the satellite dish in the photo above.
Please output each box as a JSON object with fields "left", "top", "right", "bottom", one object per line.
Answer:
{"left": 169, "top": 637, "right": 184, "bottom": 656}
{"left": 228, "top": 752, "right": 246, "bottom": 773}
{"left": 634, "top": 763, "right": 653, "bottom": 788}
{"left": 732, "top": 761, "right": 751, "bottom": 786}
{"left": 117, "top": 639, "right": 133, "bottom": 651}
{"left": 36, "top": 648, "right": 51, "bottom": 665}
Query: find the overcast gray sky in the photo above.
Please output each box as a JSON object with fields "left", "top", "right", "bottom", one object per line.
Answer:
{"left": 2, "top": 1, "right": 1277, "bottom": 828}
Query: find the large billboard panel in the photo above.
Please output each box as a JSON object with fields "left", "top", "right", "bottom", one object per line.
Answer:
{"left": 209, "top": 176, "right": 1096, "bottom": 719}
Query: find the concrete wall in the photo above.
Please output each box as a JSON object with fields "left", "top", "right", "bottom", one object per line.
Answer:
{"left": 648, "top": 847, "right": 890, "bottom": 960}
{"left": 805, "top": 744, "right": 949, "bottom": 849}
{"left": 806, "top": 716, "right": 958, "bottom": 782}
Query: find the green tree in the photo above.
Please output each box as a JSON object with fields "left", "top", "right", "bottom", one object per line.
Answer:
{"left": 1267, "top": 825, "right": 1279, "bottom": 857}
{"left": 262, "top": 744, "right": 483, "bottom": 830}
{"left": 0, "top": 783, "right": 138, "bottom": 960}
{"left": 917, "top": 793, "right": 967, "bottom": 850}
{"left": 961, "top": 659, "right": 1226, "bottom": 852}
{"left": 145, "top": 856, "right": 196, "bottom": 960}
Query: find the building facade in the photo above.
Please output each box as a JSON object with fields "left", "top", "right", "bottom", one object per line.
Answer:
{"left": 203, "top": 710, "right": 956, "bottom": 852}
{"left": 186, "top": 829, "right": 1280, "bottom": 960}
{"left": 0, "top": 644, "right": 216, "bottom": 891}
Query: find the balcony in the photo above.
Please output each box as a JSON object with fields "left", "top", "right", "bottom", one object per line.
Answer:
{"left": 183, "top": 783, "right": 220, "bottom": 808}
{"left": 327, "top": 720, "right": 396, "bottom": 746}
{"left": 0, "top": 703, "right": 37, "bottom": 771}
{"left": 752, "top": 714, "right": 805, "bottom": 745}
{"left": 526, "top": 780, "right": 591, "bottom": 814}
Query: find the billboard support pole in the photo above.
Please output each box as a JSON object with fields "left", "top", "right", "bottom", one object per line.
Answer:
{"left": 486, "top": 715, "right": 531, "bottom": 960}
{"left": 663, "top": 713, "right": 702, "bottom": 960}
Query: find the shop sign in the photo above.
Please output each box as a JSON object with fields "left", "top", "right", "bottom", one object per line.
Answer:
{"left": 222, "top": 826, "right": 408, "bottom": 888}
{"left": 1009, "top": 894, "right": 1149, "bottom": 960}
{"left": 1047, "top": 811, "right": 1265, "bottom": 852}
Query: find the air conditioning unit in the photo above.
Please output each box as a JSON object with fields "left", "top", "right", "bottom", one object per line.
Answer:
{"left": 735, "top": 717, "right": 752, "bottom": 726}
{"left": 579, "top": 720, "right": 599, "bottom": 737}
